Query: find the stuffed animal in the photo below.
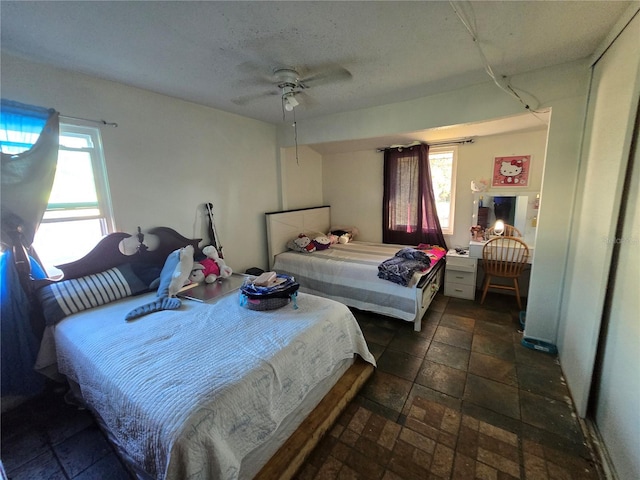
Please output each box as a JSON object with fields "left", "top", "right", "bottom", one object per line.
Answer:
{"left": 310, "top": 233, "right": 331, "bottom": 250}
{"left": 189, "top": 262, "right": 206, "bottom": 284}
{"left": 330, "top": 227, "right": 357, "bottom": 243}
{"left": 198, "top": 257, "right": 221, "bottom": 283}
{"left": 201, "top": 245, "right": 233, "bottom": 282}
{"left": 292, "top": 234, "right": 316, "bottom": 253}
{"left": 125, "top": 245, "right": 194, "bottom": 321}
{"left": 167, "top": 245, "right": 195, "bottom": 297}
{"left": 471, "top": 179, "right": 488, "bottom": 192}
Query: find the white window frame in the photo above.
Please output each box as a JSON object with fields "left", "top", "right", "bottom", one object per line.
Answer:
{"left": 32, "top": 121, "right": 115, "bottom": 275}
{"left": 429, "top": 146, "right": 457, "bottom": 236}
{"left": 39, "top": 121, "right": 115, "bottom": 230}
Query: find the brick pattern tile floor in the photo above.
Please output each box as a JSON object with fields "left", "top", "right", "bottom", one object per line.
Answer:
{"left": 295, "top": 293, "right": 603, "bottom": 480}
{"left": 298, "top": 397, "right": 598, "bottom": 480}
{"left": 1, "top": 293, "right": 603, "bottom": 479}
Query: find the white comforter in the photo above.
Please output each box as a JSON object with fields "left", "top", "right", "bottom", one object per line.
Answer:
{"left": 53, "top": 291, "right": 375, "bottom": 479}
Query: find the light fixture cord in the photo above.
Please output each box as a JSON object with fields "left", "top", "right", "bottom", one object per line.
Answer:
{"left": 293, "top": 107, "right": 299, "bottom": 165}
{"left": 449, "top": 0, "right": 547, "bottom": 121}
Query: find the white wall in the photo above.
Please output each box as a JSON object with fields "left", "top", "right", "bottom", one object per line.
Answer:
{"left": 318, "top": 128, "right": 547, "bottom": 247}
{"left": 448, "top": 129, "right": 547, "bottom": 248}
{"left": 280, "top": 144, "right": 323, "bottom": 210}
{"left": 279, "top": 61, "right": 590, "bottom": 344}
{"left": 1, "top": 54, "right": 279, "bottom": 273}
{"left": 321, "top": 149, "right": 383, "bottom": 241}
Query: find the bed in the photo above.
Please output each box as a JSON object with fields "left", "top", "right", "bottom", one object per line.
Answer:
{"left": 266, "top": 206, "right": 446, "bottom": 332}
{"left": 32, "top": 226, "right": 375, "bottom": 480}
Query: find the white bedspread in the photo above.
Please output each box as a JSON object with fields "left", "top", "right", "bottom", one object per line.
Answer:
{"left": 53, "top": 291, "right": 374, "bottom": 480}
{"left": 273, "top": 242, "right": 440, "bottom": 321}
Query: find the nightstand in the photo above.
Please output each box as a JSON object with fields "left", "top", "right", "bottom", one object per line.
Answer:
{"left": 444, "top": 250, "right": 477, "bottom": 300}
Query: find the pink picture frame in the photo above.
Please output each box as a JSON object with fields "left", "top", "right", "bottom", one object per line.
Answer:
{"left": 492, "top": 155, "right": 530, "bottom": 187}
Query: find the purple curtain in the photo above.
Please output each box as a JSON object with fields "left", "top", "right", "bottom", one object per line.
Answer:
{"left": 382, "top": 144, "right": 447, "bottom": 248}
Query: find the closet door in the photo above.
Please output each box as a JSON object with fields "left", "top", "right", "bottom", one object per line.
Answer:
{"left": 558, "top": 11, "right": 640, "bottom": 418}
{"left": 591, "top": 109, "right": 639, "bottom": 479}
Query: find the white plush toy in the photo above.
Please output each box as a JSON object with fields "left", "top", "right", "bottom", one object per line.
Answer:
{"left": 167, "top": 245, "right": 195, "bottom": 297}
{"left": 201, "top": 245, "right": 233, "bottom": 283}
{"left": 471, "top": 179, "right": 488, "bottom": 192}
{"left": 189, "top": 262, "right": 206, "bottom": 284}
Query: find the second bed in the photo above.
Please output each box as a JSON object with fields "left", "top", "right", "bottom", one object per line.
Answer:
{"left": 266, "top": 206, "right": 446, "bottom": 332}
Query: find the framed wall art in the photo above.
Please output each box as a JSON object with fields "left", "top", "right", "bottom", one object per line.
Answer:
{"left": 492, "top": 155, "right": 530, "bottom": 187}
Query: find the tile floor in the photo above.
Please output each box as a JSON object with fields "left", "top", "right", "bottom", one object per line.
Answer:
{"left": 1, "top": 293, "right": 603, "bottom": 479}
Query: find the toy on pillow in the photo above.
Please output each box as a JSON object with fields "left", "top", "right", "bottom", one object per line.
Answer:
{"left": 311, "top": 233, "right": 331, "bottom": 250}
{"left": 164, "top": 245, "right": 195, "bottom": 297}
{"left": 201, "top": 245, "right": 232, "bottom": 282}
{"left": 125, "top": 245, "right": 194, "bottom": 321}
{"left": 287, "top": 233, "right": 316, "bottom": 253}
{"left": 330, "top": 226, "right": 359, "bottom": 243}
{"left": 189, "top": 262, "right": 206, "bottom": 284}
{"left": 330, "top": 230, "right": 353, "bottom": 244}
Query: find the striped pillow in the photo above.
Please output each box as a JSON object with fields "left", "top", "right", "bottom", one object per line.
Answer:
{"left": 38, "top": 263, "right": 147, "bottom": 325}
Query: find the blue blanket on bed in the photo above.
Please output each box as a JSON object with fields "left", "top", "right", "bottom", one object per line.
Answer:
{"left": 377, "top": 248, "right": 432, "bottom": 286}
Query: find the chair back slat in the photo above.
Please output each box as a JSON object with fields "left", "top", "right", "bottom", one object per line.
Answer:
{"left": 485, "top": 224, "right": 522, "bottom": 238}
{"left": 482, "top": 236, "right": 529, "bottom": 278}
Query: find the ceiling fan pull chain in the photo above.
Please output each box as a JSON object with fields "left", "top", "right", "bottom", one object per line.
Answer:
{"left": 293, "top": 108, "right": 299, "bottom": 165}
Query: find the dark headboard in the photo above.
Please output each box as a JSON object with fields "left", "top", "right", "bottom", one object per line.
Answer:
{"left": 52, "top": 227, "right": 201, "bottom": 282}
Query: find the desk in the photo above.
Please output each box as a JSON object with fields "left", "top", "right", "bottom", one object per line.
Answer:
{"left": 468, "top": 240, "right": 534, "bottom": 263}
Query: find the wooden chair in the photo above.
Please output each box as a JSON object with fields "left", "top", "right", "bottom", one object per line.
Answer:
{"left": 480, "top": 236, "right": 529, "bottom": 309}
{"left": 485, "top": 223, "right": 522, "bottom": 237}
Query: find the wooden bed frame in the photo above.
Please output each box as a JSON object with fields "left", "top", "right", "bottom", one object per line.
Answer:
{"left": 265, "top": 206, "right": 445, "bottom": 332}
{"left": 38, "top": 225, "right": 373, "bottom": 480}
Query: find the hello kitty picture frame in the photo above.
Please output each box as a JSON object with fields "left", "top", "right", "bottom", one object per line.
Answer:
{"left": 492, "top": 155, "right": 530, "bottom": 187}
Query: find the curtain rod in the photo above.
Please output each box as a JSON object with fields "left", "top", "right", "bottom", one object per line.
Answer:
{"left": 376, "top": 138, "right": 474, "bottom": 152}
{"left": 60, "top": 114, "right": 118, "bottom": 128}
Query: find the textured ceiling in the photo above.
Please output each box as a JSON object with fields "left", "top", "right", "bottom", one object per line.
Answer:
{"left": 0, "top": 1, "right": 632, "bottom": 127}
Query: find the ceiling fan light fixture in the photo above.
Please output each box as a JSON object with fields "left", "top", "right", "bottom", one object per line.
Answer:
{"left": 283, "top": 94, "right": 299, "bottom": 111}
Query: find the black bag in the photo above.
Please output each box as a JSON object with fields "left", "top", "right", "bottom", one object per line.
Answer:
{"left": 239, "top": 274, "right": 299, "bottom": 311}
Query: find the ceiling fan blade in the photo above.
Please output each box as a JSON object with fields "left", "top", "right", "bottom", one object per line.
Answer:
{"left": 295, "top": 91, "right": 318, "bottom": 109}
{"left": 231, "top": 90, "right": 278, "bottom": 106}
{"left": 236, "top": 61, "right": 275, "bottom": 84}
{"left": 299, "top": 65, "right": 352, "bottom": 88}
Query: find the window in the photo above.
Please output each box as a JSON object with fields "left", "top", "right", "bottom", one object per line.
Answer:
{"left": 429, "top": 147, "right": 457, "bottom": 235}
{"left": 32, "top": 122, "right": 114, "bottom": 276}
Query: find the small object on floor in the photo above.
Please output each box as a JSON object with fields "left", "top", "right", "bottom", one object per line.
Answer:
{"left": 521, "top": 337, "right": 558, "bottom": 354}
{"left": 245, "top": 267, "right": 264, "bottom": 276}
{"left": 519, "top": 310, "right": 526, "bottom": 329}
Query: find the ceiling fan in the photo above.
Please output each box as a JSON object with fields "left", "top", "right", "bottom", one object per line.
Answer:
{"left": 231, "top": 65, "right": 352, "bottom": 111}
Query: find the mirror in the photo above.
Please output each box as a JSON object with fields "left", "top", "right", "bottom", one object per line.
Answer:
{"left": 472, "top": 191, "right": 539, "bottom": 245}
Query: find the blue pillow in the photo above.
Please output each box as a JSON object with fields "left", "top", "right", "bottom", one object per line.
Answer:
{"left": 130, "top": 261, "right": 162, "bottom": 288}
{"left": 38, "top": 263, "right": 147, "bottom": 325}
